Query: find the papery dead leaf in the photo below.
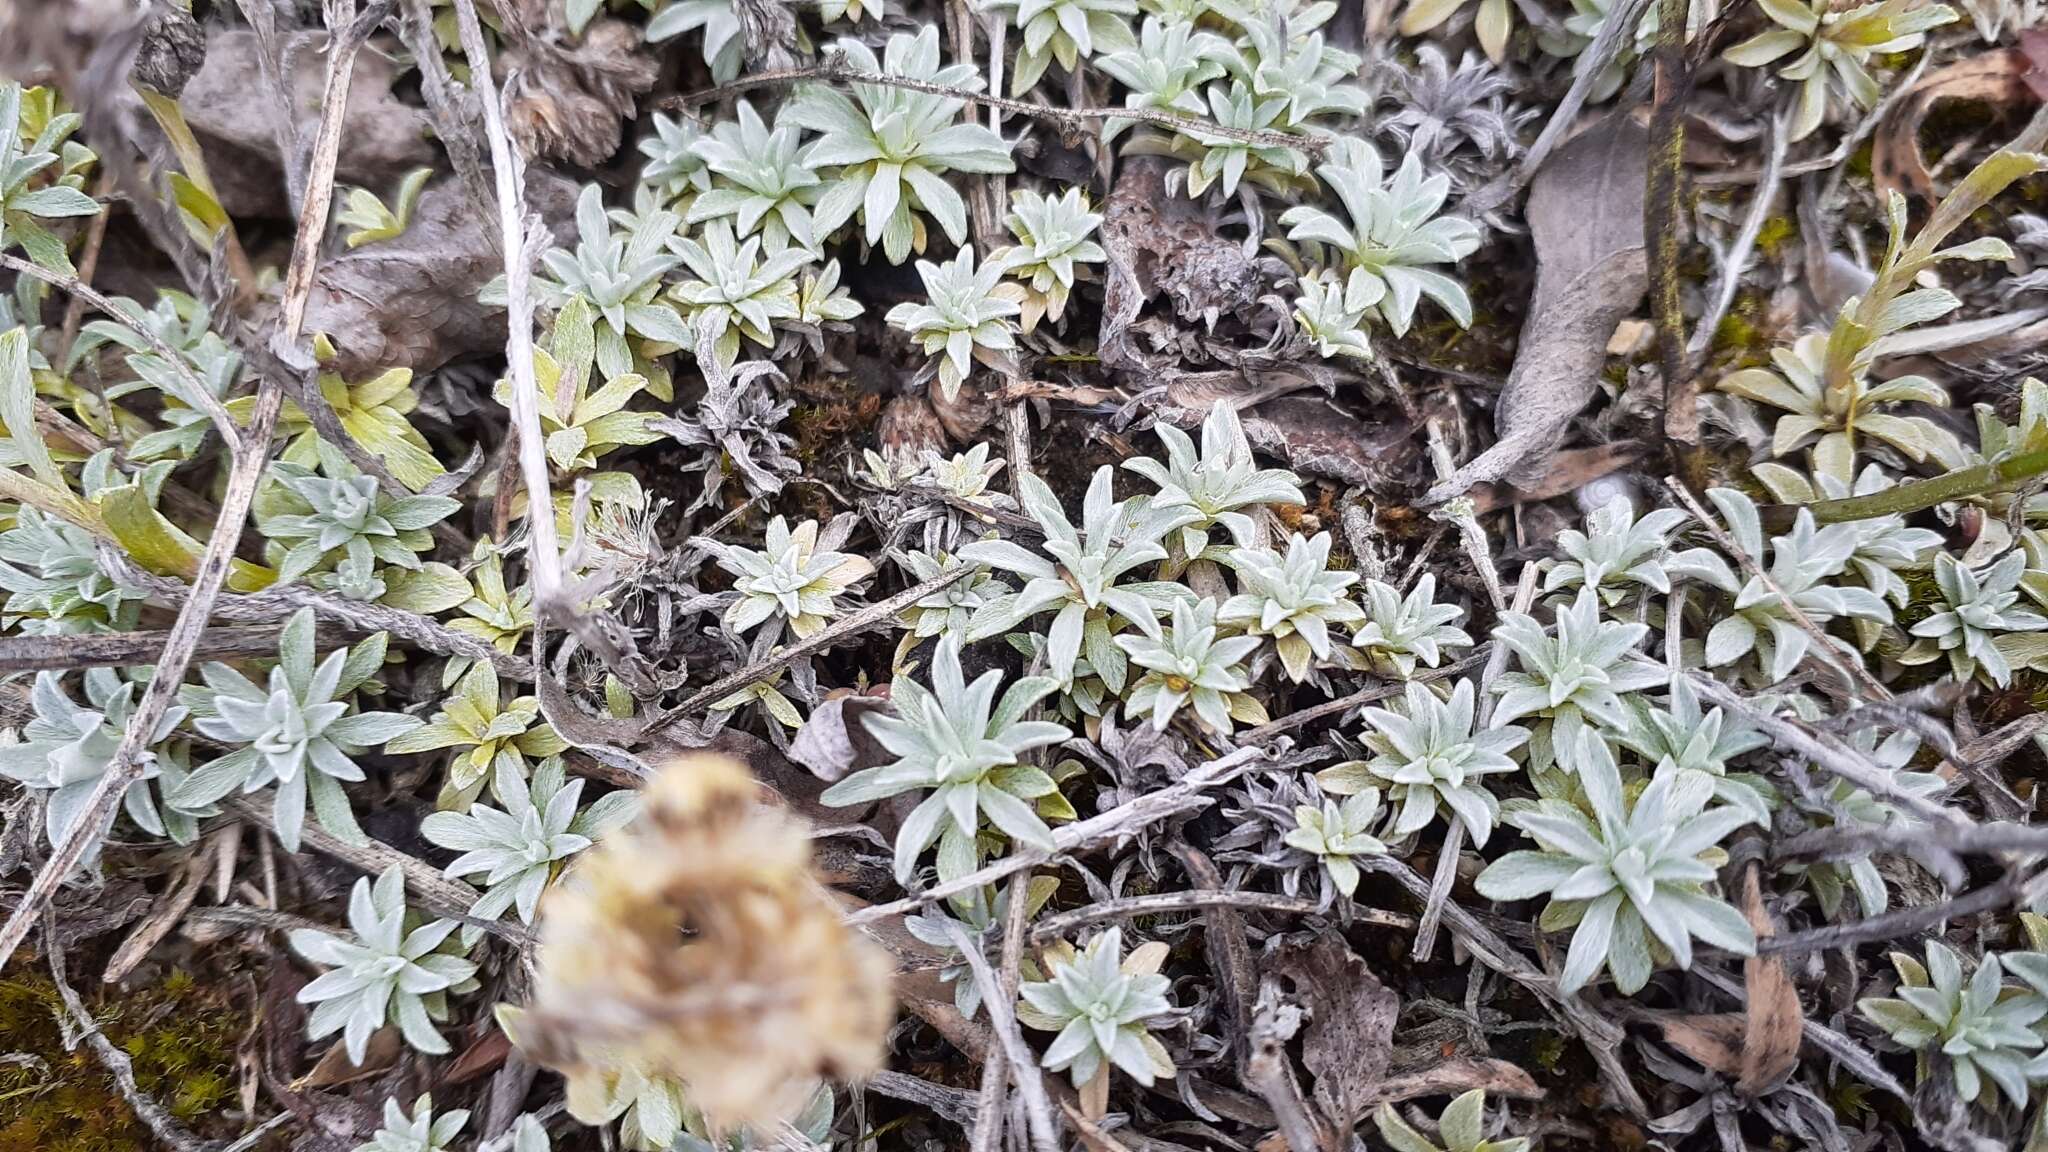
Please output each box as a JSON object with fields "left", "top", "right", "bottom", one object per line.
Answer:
{"left": 1423, "top": 114, "right": 1649, "bottom": 505}
{"left": 300, "top": 172, "right": 580, "bottom": 378}
{"left": 1268, "top": 934, "right": 1399, "bottom": 1138}
{"left": 1874, "top": 48, "right": 2042, "bottom": 204}
{"left": 789, "top": 691, "right": 894, "bottom": 783}
{"left": 1737, "top": 863, "right": 1803, "bottom": 1094}
{"left": 1367, "top": 1057, "right": 1544, "bottom": 1104}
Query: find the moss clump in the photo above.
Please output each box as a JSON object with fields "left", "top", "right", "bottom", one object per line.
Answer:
{"left": 1754, "top": 215, "right": 1797, "bottom": 257}
{"left": 0, "top": 965, "right": 248, "bottom": 1152}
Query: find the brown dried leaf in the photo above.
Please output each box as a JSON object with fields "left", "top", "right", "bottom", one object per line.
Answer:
{"left": 298, "top": 1027, "right": 402, "bottom": 1088}
{"left": 1737, "top": 864, "right": 1802, "bottom": 1094}
{"left": 1423, "top": 114, "right": 1649, "bottom": 504}
{"left": 1873, "top": 48, "right": 2039, "bottom": 204}
{"left": 789, "top": 692, "right": 894, "bottom": 783}
{"left": 1268, "top": 935, "right": 1399, "bottom": 1137}
{"left": 1100, "top": 157, "right": 1264, "bottom": 369}
{"left": 1366, "top": 1058, "right": 1544, "bottom": 1105}
{"left": 1469, "top": 441, "right": 1645, "bottom": 513}
{"left": 1652, "top": 1012, "right": 1746, "bottom": 1076}
{"left": 300, "top": 171, "right": 580, "bottom": 378}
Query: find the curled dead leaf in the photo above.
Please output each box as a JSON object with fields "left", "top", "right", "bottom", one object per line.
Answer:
{"left": 1737, "top": 863, "right": 1802, "bottom": 1095}
{"left": 1874, "top": 47, "right": 2044, "bottom": 204}
{"left": 1423, "top": 114, "right": 1649, "bottom": 505}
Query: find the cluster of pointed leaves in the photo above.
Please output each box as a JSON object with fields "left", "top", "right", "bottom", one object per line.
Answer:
{"left": 820, "top": 636, "right": 1069, "bottom": 883}
{"left": 175, "top": 610, "right": 419, "bottom": 852}
{"left": 1321, "top": 678, "right": 1525, "bottom": 848}
{"left": 1489, "top": 588, "right": 1666, "bottom": 773}
{"left": 1015, "top": 928, "right": 1177, "bottom": 1089}
{"left": 289, "top": 866, "right": 478, "bottom": 1065}
{"left": 961, "top": 467, "right": 1198, "bottom": 693}
{"left": 1124, "top": 402, "right": 1306, "bottom": 562}
{"left": 1280, "top": 137, "right": 1482, "bottom": 335}
{"left": 1857, "top": 940, "right": 2048, "bottom": 1108}
{"left": 1475, "top": 732, "right": 1759, "bottom": 994}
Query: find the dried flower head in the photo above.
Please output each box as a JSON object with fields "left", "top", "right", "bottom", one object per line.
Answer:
{"left": 510, "top": 754, "right": 894, "bottom": 1131}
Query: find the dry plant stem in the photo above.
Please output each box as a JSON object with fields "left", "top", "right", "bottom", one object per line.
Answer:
{"left": 451, "top": 0, "right": 564, "bottom": 615}
{"left": 56, "top": 169, "right": 116, "bottom": 354}
{"left": 1363, "top": 855, "right": 1648, "bottom": 1117}
{"left": 279, "top": 0, "right": 393, "bottom": 342}
{"left": 644, "top": 566, "right": 972, "bottom": 736}
{"left": 1029, "top": 891, "right": 1413, "bottom": 942}
{"left": 0, "top": 252, "right": 242, "bottom": 452}
{"left": 1426, "top": 418, "right": 1506, "bottom": 612}
{"left": 849, "top": 745, "right": 1272, "bottom": 923}
{"left": 672, "top": 63, "right": 1320, "bottom": 156}
{"left": 1665, "top": 477, "right": 1892, "bottom": 700}
{"left": 1758, "top": 873, "right": 2027, "bottom": 955}
{"left": 972, "top": 871, "right": 1035, "bottom": 1152}
{"left": 1687, "top": 109, "right": 1788, "bottom": 368}
{"left": 227, "top": 794, "right": 536, "bottom": 944}
{"left": 101, "top": 549, "right": 533, "bottom": 680}
{"left": 1776, "top": 818, "right": 2048, "bottom": 861}
{"left": 0, "top": 625, "right": 289, "bottom": 672}
{"left": 1237, "top": 649, "right": 1487, "bottom": 743}
{"left": 1686, "top": 674, "right": 1968, "bottom": 827}
{"left": 234, "top": 0, "right": 303, "bottom": 213}
{"left": 1414, "top": 565, "right": 1535, "bottom": 963}
{"left": 397, "top": 0, "right": 501, "bottom": 247}
{"left": 945, "top": 920, "right": 1063, "bottom": 1152}
{"left": 1647, "top": 0, "right": 1697, "bottom": 458}
{"left": 43, "top": 914, "right": 209, "bottom": 1152}
{"left": 866, "top": 1071, "right": 981, "bottom": 1129}
{"left": 102, "top": 840, "right": 212, "bottom": 983}
{"left": 1245, "top": 1002, "right": 1324, "bottom": 1152}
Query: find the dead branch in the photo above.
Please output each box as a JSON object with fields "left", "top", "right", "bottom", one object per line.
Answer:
{"left": 849, "top": 745, "right": 1273, "bottom": 923}
{"left": 643, "top": 566, "right": 972, "bottom": 738}
{"left": 101, "top": 548, "right": 534, "bottom": 681}
{"left": 1028, "top": 891, "right": 1413, "bottom": 943}
{"left": 946, "top": 919, "right": 1063, "bottom": 1152}
{"left": 0, "top": 625, "right": 286, "bottom": 672}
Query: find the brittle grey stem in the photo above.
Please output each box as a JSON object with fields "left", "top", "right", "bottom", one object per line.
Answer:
{"left": 945, "top": 921, "right": 1063, "bottom": 1152}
